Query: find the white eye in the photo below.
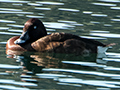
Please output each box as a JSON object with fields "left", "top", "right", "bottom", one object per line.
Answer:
{"left": 34, "top": 26, "right": 37, "bottom": 29}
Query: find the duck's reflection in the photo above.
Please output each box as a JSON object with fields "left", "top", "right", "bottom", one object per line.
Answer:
{"left": 6, "top": 49, "right": 109, "bottom": 88}
{"left": 6, "top": 49, "right": 106, "bottom": 72}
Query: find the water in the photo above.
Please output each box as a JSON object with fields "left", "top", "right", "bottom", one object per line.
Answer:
{"left": 0, "top": 0, "right": 120, "bottom": 89}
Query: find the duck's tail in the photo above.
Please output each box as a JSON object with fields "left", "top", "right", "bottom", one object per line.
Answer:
{"left": 97, "top": 43, "right": 116, "bottom": 54}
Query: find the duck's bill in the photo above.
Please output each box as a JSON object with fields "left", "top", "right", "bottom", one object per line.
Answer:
{"left": 14, "top": 31, "right": 30, "bottom": 45}
{"left": 14, "top": 38, "right": 26, "bottom": 45}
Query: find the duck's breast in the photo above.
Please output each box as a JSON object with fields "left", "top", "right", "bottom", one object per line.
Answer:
{"left": 6, "top": 36, "right": 26, "bottom": 51}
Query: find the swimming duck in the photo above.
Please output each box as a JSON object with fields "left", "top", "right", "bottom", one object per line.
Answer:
{"left": 6, "top": 18, "right": 115, "bottom": 55}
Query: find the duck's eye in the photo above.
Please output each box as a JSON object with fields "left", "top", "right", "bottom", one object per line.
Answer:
{"left": 34, "top": 26, "right": 37, "bottom": 29}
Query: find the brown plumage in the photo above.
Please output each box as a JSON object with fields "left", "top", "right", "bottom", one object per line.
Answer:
{"left": 6, "top": 18, "right": 115, "bottom": 55}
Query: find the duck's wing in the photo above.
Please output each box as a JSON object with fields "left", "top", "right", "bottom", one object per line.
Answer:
{"left": 56, "top": 33, "right": 106, "bottom": 47}
{"left": 31, "top": 33, "right": 87, "bottom": 54}
{"left": 31, "top": 33, "right": 64, "bottom": 52}
{"left": 50, "top": 33, "right": 107, "bottom": 53}
{"left": 31, "top": 32, "right": 107, "bottom": 53}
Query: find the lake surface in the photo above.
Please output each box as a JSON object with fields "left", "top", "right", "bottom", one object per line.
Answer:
{"left": 0, "top": 0, "right": 120, "bottom": 89}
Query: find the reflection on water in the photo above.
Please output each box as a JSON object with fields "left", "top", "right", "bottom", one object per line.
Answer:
{"left": 5, "top": 50, "right": 120, "bottom": 89}
{"left": 0, "top": 0, "right": 120, "bottom": 89}
{"left": 92, "top": 2, "right": 116, "bottom": 6}
{"left": 36, "top": 1, "right": 64, "bottom": 5}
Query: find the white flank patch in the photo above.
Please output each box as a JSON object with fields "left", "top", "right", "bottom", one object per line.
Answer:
{"left": 97, "top": 46, "right": 109, "bottom": 53}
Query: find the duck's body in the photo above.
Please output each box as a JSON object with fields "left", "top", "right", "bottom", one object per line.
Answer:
{"left": 6, "top": 18, "right": 115, "bottom": 55}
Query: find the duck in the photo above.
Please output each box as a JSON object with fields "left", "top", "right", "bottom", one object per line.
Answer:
{"left": 6, "top": 18, "right": 115, "bottom": 55}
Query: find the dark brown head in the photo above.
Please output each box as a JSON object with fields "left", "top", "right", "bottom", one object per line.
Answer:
{"left": 14, "top": 18, "right": 47, "bottom": 45}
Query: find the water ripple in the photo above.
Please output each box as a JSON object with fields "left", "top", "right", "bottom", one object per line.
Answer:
{"left": 26, "top": 15, "right": 44, "bottom": 18}
{"left": 58, "top": 82, "right": 82, "bottom": 87}
{"left": 58, "top": 8, "right": 79, "bottom": 12}
{"left": 8, "top": 29, "right": 22, "bottom": 33}
{"left": 0, "top": 11, "right": 33, "bottom": 14}
{"left": 57, "top": 78, "right": 120, "bottom": 88}
{"left": 0, "top": 0, "right": 30, "bottom": 3}
{"left": 58, "top": 20, "right": 77, "bottom": 24}
{"left": 98, "top": 0, "right": 120, "bottom": 3}
{"left": 92, "top": 3, "right": 116, "bottom": 6}
{"left": 62, "top": 61, "right": 106, "bottom": 68}
{"left": 0, "top": 85, "right": 29, "bottom": 90}
{"left": 7, "top": 24, "right": 24, "bottom": 28}
{"left": 0, "top": 27, "right": 9, "bottom": 30}
{"left": 80, "top": 36, "right": 107, "bottom": 40}
{"left": 44, "top": 22, "right": 75, "bottom": 29}
{"left": 35, "top": 7, "right": 51, "bottom": 10}
{"left": 28, "top": 3, "right": 42, "bottom": 6}
{"left": 91, "top": 14, "right": 108, "bottom": 17}
{"left": 111, "top": 19, "right": 120, "bottom": 22}
{"left": 111, "top": 7, "right": 120, "bottom": 10}
{"left": 43, "top": 68, "right": 120, "bottom": 78}
{"left": 106, "top": 52, "right": 120, "bottom": 58}
{"left": 0, "top": 42, "right": 7, "bottom": 44}
{"left": 21, "top": 78, "right": 37, "bottom": 82}
{"left": 0, "top": 32, "right": 21, "bottom": 35}
{"left": 90, "top": 33, "right": 120, "bottom": 38}
{"left": 0, "top": 79, "right": 37, "bottom": 86}
{"left": 36, "top": 73, "right": 73, "bottom": 79}
{"left": 0, "top": 8, "right": 22, "bottom": 11}
{"left": 83, "top": 11, "right": 93, "bottom": 14}
{"left": 103, "top": 58, "right": 120, "bottom": 62}
{"left": 36, "top": 1, "right": 64, "bottom": 5}
{"left": 90, "top": 30, "right": 109, "bottom": 33}
{"left": 104, "top": 24, "right": 112, "bottom": 27}
{"left": 0, "top": 64, "right": 22, "bottom": 69}
{"left": 104, "top": 66, "right": 120, "bottom": 71}
{"left": 0, "top": 19, "right": 16, "bottom": 23}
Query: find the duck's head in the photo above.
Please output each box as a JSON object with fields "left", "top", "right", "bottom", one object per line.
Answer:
{"left": 14, "top": 18, "right": 47, "bottom": 45}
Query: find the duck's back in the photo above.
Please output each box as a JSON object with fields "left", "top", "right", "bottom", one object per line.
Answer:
{"left": 31, "top": 33, "right": 106, "bottom": 54}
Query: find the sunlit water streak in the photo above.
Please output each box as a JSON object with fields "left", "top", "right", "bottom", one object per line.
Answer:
{"left": 36, "top": 1, "right": 64, "bottom": 5}
{"left": 8, "top": 29, "right": 22, "bottom": 33}
{"left": 91, "top": 14, "right": 108, "bottom": 17}
{"left": 7, "top": 24, "right": 24, "bottom": 28}
{"left": 35, "top": 7, "right": 51, "bottom": 10}
{"left": 36, "top": 73, "right": 73, "bottom": 79}
{"left": 58, "top": 8, "right": 80, "bottom": 12}
{"left": 111, "top": 19, "right": 120, "bottom": 22}
{"left": 90, "top": 33, "right": 120, "bottom": 38}
{"left": 111, "top": 7, "right": 120, "bottom": 10}
{"left": 56, "top": 78, "right": 120, "bottom": 88}
{"left": 0, "top": 27, "right": 9, "bottom": 30}
{"left": 0, "top": 32, "right": 21, "bottom": 35}
{"left": 57, "top": 82, "right": 82, "bottom": 87}
{"left": 0, "top": 42, "right": 7, "bottom": 44}
{"left": 0, "top": 11, "right": 33, "bottom": 14}
{"left": 104, "top": 24, "right": 112, "bottom": 27}
{"left": 44, "top": 22, "right": 75, "bottom": 29}
{"left": 92, "top": 3, "right": 116, "bottom": 6}
{"left": 28, "top": 3, "right": 42, "bottom": 6}
{"left": 26, "top": 15, "right": 44, "bottom": 18}
{"left": 0, "top": 20, "right": 16, "bottom": 23}
{"left": 0, "top": 85, "right": 29, "bottom": 90}
{"left": 62, "top": 61, "right": 106, "bottom": 68}
{"left": 0, "top": 0, "right": 29, "bottom": 3}
{"left": 0, "top": 64, "right": 22, "bottom": 69}
{"left": 0, "top": 79, "right": 37, "bottom": 86}
{"left": 83, "top": 11, "right": 93, "bottom": 14}
{"left": 43, "top": 68, "right": 120, "bottom": 78}
{"left": 80, "top": 36, "right": 107, "bottom": 40}
{"left": 98, "top": 0, "right": 120, "bottom": 3}
{"left": 0, "top": 8, "right": 22, "bottom": 11}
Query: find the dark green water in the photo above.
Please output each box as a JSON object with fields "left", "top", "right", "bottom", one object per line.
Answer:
{"left": 0, "top": 0, "right": 120, "bottom": 89}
